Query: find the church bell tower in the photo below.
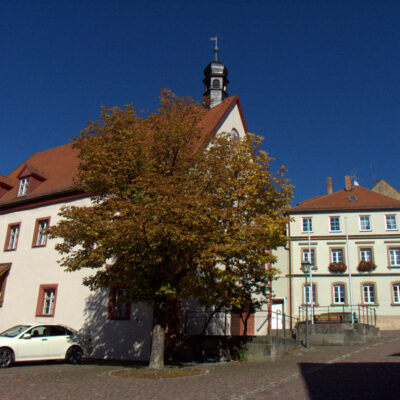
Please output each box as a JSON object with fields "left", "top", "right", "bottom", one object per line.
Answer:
{"left": 203, "top": 37, "right": 229, "bottom": 109}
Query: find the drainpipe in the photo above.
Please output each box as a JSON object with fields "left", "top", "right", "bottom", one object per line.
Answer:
{"left": 308, "top": 229, "right": 314, "bottom": 324}
{"left": 287, "top": 220, "right": 293, "bottom": 330}
{"left": 345, "top": 216, "right": 355, "bottom": 323}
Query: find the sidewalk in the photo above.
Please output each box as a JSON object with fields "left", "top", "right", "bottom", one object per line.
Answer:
{"left": 0, "top": 331, "right": 399, "bottom": 400}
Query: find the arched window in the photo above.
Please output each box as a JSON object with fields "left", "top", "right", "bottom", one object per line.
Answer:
{"left": 212, "top": 79, "right": 220, "bottom": 88}
{"left": 231, "top": 128, "right": 239, "bottom": 138}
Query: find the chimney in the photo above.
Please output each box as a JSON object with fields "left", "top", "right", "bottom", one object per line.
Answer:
{"left": 345, "top": 175, "right": 352, "bottom": 192}
{"left": 327, "top": 177, "right": 333, "bottom": 195}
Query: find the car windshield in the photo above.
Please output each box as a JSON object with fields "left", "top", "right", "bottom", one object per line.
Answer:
{"left": 0, "top": 325, "right": 31, "bottom": 337}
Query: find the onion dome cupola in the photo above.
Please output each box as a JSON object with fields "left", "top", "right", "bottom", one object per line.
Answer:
{"left": 203, "top": 37, "right": 229, "bottom": 109}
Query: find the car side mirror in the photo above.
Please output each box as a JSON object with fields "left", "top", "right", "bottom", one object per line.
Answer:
{"left": 22, "top": 333, "right": 31, "bottom": 339}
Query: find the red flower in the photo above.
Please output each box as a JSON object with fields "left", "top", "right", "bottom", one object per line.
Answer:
{"left": 328, "top": 262, "right": 347, "bottom": 273}
{"left": 357, "top": 260, "right": 376, "bottom": 272}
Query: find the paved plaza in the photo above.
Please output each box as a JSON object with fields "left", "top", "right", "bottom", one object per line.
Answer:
{"left": 1, "top": 331, "right": 399, "bottom": 400}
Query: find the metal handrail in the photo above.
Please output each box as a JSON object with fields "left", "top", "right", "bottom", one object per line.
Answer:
{"left": 297, "top": 304, "right": 377, "bottom": 327}
{"left": 183, "top": 309, "right": 298, "bottom": 337}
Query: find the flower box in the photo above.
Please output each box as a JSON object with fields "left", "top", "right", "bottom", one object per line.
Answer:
{"left": 357, "top": 260, "right": 377, "bottom": 273}
{"left": 328, "top": 262, "right": 347, "bottom": 273}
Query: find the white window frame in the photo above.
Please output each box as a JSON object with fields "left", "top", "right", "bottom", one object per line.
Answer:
{"left": 304, "top": 284, "right": 316, "bottom": 305}
{"left": 363, "top": 284, "right": 375, "bottom": 304}
{"left": 393, "top": 284, "right": 400, "bottom": 304}
{"left": 42, "top": 289, "right": 56, "bottom": 315}
{"left": 17, "top": 177, "right": 29, "bottom": 197}
{"left": 36, "top": 220, "right": 49, "bottom": 246}
{"left": 302, "top": 249, "right": 315, "bottom": 267}
{"left": 333, "top": 284, "right": 345, "bottom": 304}
{"left": 329, "top": 216, "right": 341, "bottom": 232}
{"left": 7, "top": 225, "right": 19, "bottom": 250}
{"left": 360, "top": 248, "right": 372, "bottom": 262}
{"left": 331, "top": 249, "right": 343, "bottom": 263}
{"left": 389, "top": 248, "right": 400, "bottom": 266}
{"left": 385, "top": 215, "right": 398, "bottom": 231}
{"left": 302, "top": 217, "right": 313, "bottom": 233}
{"left": 359, "top": 215, "right": 371, "bottom": 231}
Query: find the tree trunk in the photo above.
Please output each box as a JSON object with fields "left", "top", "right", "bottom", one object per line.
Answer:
{"left": 149, "top": 297, "right": 166, "bottom": 369}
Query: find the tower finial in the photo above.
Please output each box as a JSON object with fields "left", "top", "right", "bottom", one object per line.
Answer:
{"left": 210, "top": 36, "right": 219, "bottom": 61}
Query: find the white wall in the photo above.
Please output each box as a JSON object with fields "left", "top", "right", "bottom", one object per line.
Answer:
{"left": 289, "top": 210, "right": 400, "bottom": 328}
{"left": 0, "top": 197, "right": 153, "bottom": 360}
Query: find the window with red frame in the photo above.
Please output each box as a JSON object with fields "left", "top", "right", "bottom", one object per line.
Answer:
{"left": 32, "top": 218, "right": 50, "bottom": 247}
{"left": 4, "top": 223, "right": 21, "bottom": 251}
{"left": 108, "top": 287, "right": 131, "bottom": 320}
{"left": 0, "top": 264, "right": 11, "bottom": 307}
{"left": 35, "top": 284, "right": 58, "bottom": 317}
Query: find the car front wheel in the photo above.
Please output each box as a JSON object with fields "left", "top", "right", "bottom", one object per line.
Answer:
{"left": 0, "top": 348, "right": 14, "bottom": 368}
{"left": 65, "top": 346, "right": 83, "bottom": 364}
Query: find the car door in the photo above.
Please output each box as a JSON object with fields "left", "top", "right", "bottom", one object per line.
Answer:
{"left": 16, "top": 326, "right": 49, "bottom": 360}
{"left": 46, "top": 325, "right": 72, "bottom": 358}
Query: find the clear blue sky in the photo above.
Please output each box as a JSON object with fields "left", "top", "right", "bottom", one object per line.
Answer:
{"left": 1, "top": 1, "right": 399, "bottom": 204}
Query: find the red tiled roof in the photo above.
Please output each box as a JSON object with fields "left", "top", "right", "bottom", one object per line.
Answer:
{"left": 0, "top": 175, "right": 17, "bottom": 189}
{"left": 290, "top": 185, "right": 400, "bottom": 213}
{"left": 192, "top": 95, "right": 245, "bottom": 154}
{"left": 0, "top": 96, "right": 244, "bottom": 206}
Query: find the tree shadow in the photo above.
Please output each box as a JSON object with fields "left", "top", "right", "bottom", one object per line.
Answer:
{"left": 300, "top": 362, "right": 400, "bottom": 399}
{"left": 78, "top": 289, "right": 153, "bottom": 361}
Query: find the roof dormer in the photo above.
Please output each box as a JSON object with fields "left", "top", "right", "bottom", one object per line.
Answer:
{"left": 0, "top": 175, "right": 16, "bottom": 198}
{"left": 16, "top": 164, "right": 46, "bottom": 197}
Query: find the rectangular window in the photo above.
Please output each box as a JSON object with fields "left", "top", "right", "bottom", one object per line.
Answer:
{"left": 333, "top": 284, "right": 345, "bottom": 304}
{"left": 17, "top": 177, "right": 29, "bottom": 196}
{"left": 32, "top": 218, "right": 50, "bottom": 247}
{"left": 304, "top": 284, "right": 316, "bottom": 305}
{"left": 359, "top": 215, "right": 371, "bottom": 231}
{"left": 302, "top": 217, "right": 312, "bottom": 233}
{"left": 389, "top": 248, "right": 400, "bottom": 266}
{"left": 329, "top": 216, "right": 341, "bottom": 231}
{"left": 35, "top": 284, "right": 58, "bottom": 317}
{"left": 302, "top": 249, "right": 315, "bottom": 267}
{"left": 108, "top": 287, "right": 131, "bottom": 320}
{"left": 0, "top": 264, "right": 11, "bottom": 307}
{"left": 331, "top": 249, "right": 344, "bottom": 263}
{"left": 393, "top": 284, "right": 400, "bottom": 304}
{"left": 363, "top": 284, "right": 375, "bottom": 304}
{"left": 360, "top": 248, "right": 372, "bottom": 262}
{"left": 43, "top": 290, "right": 56, "bottom": 315}
{"left": 4, "top": 223, "right": 20, "bottom": 251}
{"left": 386, "top": 215, "right": 397, "bottom": 230}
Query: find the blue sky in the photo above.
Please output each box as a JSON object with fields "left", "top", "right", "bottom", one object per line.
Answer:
{"left": 1, "top": 1, "right": 400, "bottom": 204}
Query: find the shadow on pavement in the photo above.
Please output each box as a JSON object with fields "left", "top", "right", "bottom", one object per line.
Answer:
{"left": 300, "top": 362, "right": 400, "bottom": 399}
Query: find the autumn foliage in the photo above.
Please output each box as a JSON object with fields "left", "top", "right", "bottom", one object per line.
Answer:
{"left": 50, "top": 89, "right": 292, "bottom": 368}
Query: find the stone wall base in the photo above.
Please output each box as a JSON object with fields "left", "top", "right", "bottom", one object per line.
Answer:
{"left": 296, "top": 323, "right": 380, "bottom": 346}
{"left": 377, "top": 315, "right": 400, "bottom": 330}
{"left": 173, "top": 334, "right": 299, "bottom": 362}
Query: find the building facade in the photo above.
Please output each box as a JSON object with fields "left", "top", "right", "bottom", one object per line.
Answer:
{"left": 0, "top": 54, "right": 253, "bottom": 359}
{"left": 287, "top": 176, "right": 400, "bottom": 329}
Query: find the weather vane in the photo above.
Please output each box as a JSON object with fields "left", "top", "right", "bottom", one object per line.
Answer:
{"left": 210, "top": 36, "right": 220, "bottom": 61}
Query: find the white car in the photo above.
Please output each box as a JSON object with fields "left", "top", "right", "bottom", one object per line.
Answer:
{"left": 0, "top": 324, "right": 89, "bottom": 368}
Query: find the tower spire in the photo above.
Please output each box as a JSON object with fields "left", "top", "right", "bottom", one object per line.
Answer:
{"left": 210, "top": 36, "right": 219, "bottom": 61}
{"left": 202, "top": 37, "right": 229, "bottom": 109}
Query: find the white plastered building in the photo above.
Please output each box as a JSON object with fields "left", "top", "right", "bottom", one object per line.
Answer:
{"left": 287, "top": 176, "right": 400, "bottom": 329}
{"left": 0, "top": 53, "right": 251, "bottom": 360}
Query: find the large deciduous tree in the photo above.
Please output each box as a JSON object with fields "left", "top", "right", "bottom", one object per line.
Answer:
{"left": 50, "top": 89, "right": 292, "bottom": 369}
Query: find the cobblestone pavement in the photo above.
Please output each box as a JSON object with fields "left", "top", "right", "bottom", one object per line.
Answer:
{"left": 1, "top": 331, "right": 399, "bottom": 400}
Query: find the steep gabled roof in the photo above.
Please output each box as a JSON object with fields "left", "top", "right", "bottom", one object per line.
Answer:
{"left": 0, "top": 96, "right": 244, "bottom": 207}
{"left": 190, "top": 95, "right": 247, "bottom": 154}
{"left": 290, "top": 185, "right": 400, "bottom": 214}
